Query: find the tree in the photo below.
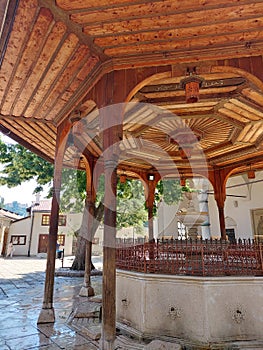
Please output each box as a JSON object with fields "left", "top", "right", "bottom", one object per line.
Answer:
{"left": 0, "top": 137, "right": 149, "bottom": 269}
{"left": 0, "top": 139, "right": 53, "bottom": 191}
{"left": 155, "top": 178, "right": 190, "bottom": 208}
{"left": 0, "top": 137, "right": 190, "bottom": 269}
{"left": 117, "top": 179, "right": 148, "bottom": 230}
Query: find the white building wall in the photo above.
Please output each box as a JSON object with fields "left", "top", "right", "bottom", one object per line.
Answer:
{"left": 9, "top": 211, "right": 82, "bottom": 256}
{"left": 30, "top": 212, "right": 82, "bottom": 256}
{"left": 8, "top": 217, "right": 31, "bottom": 255}
{"left": 30, "top": 212, "right": 48, "bottom": 256}
{"left": 209, "top": 171, "right": 263, "bottom": 239}
{"left": 155, "top": 202, "right": 179, "bottom": 239}
{"left": 156, "top": 171, "right": 263, "bottom": 240}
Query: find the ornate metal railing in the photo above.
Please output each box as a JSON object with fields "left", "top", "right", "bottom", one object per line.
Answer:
{"left": 116, "top": 238, "right": 263, "bottom": 277}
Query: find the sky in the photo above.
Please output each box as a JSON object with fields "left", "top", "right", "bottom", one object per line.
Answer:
{"left": 0, "top": 180, "right": 39, "bottom": 205}
{"left": 0, "top": 133, "right": 48, "bottom": 205}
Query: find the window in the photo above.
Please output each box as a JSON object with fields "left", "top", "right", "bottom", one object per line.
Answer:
{"left": 57, "top": 234, "right": 65, "bottom": 246}
{"left": 42, "top": 214, "right": 50, "bottom": 226}
{"left": 58, "top": 215, "right": 66, "bottom": 226}
{"left": 11, "top": 235, "right": 26, "bottom": 245}
{"left": 226, "top": 228, "right": 236, "bottom": 243}
{"left": 41, "top": 214, "right": 67, "bottom": 226}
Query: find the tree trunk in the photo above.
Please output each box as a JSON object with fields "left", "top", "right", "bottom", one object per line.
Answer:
{"left": 71, "top": 201, "right": 104, "bottom": 271}
{"left": 71, "top": 234, "right": 86, "bottom": 270}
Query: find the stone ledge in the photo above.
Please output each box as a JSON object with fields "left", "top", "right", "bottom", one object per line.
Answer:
{"left": 55, "top": 268, "right": 102, "bottom": 277}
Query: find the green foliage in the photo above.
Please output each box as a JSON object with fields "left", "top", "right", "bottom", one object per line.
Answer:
{"left": 0, "top": 137, "right": 191, "bottom": 229}
{"left": 60, "top": 169, "right": 86, "bottom": 212}
{"left": 153, "top": 178, "right": 191, "bottom": 215}
{"left": 156, "top": 178, "right": 184, "bottom": 205}
{"left": 117, "top": 179, "right": 148, "bottom": 229}
{"left": 0, "top": 138, "right": 53, "bottom": 191}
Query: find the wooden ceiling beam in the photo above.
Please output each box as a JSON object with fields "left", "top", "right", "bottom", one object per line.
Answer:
{"left": 109, "top": 43, "right": 263, "bottom": 71}
{"left": 12, "top": 21, "right": 68, "bottom": 117}
{"left": 230, "top": 97, "right": 263, "bottom": 118}
{"left": 95, "top": 17, "right": 263, "bottom": 48}
{"left": 84, "top": 2, "right": 263, "bottom": 36}
{"left": 145, "top": 92, "right": 239, "bottom": 105}
{"left": 4, "top": 8, "right": 55, "bottom": 116}
{"left": 0, "top": 121, "right": 55, "bottom": 163}
{"left": 0, "top": 114, "right": 56, "bottom": 125}
{"left": 70, "top": 0, "right": 262, "bottom": 25}
{"left": 0, "top": 1, "right": 40, "bottom": 112}
{"left": 38, "top": 0, "right": 106, "bottom": 60}
{"left": 0, "top": 0, "right": 19, "bottom": 66}
{"left": 35, "top": 44, "right": 91, "bottom": 120}
{"left": 209, "top": 145, "right": 261, "bottom": 165}
{"left": 57, "top": 0, "right": 260, "bottom": 12}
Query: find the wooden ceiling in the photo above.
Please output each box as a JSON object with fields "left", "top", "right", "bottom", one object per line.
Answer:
{"left": 1, "top": 0, "right": 263, "bottom": 179}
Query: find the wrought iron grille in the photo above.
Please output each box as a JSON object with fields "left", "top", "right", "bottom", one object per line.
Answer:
{"left": 116, "top": 238, "right": 263, "bottom": 277}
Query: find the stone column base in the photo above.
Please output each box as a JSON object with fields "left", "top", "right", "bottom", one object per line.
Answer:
{"left": 37, "top": 307, "right": 55, "bottom": 324}
{"left": 79, "top": 285, "right": 95, "bottom": 297}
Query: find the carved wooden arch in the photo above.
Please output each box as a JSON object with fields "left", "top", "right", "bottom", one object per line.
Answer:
{"left": 211, "top": 65, "right": 263, "bottom": 91}
{"left": 125, "top": 71, "right": 171, "bottom": 102}
{"left": 124, "top": 63, "right": 263, "bottom": 104}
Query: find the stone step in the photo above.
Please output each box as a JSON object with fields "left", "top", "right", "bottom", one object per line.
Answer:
{"left": 114, "top": 334, "right": 145, "bottom": 349}
{"left": 232, "top": 341, "right": 263, "bottom": 350}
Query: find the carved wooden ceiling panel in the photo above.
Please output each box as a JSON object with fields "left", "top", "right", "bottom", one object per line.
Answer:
{"left": 1, "top": 0, "right": 263, "bottom": 176}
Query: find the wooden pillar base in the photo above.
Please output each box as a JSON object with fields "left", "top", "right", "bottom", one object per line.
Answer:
{"left": 79, "top": 285, "right": 95, "bottom": 297}
{"left": 37, "top": 307, "right": 55, "bottom": 324}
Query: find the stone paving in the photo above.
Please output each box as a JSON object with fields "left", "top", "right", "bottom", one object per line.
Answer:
{"left": 1, "top": 256, "right": 262, "bottom": 350}
{"left": 0, "top": 256, "right": 101, "bottom": 350}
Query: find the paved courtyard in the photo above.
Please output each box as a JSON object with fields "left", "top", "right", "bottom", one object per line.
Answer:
{"left": 0, "top": 256, "right": 102, "bottom": 350}
{"left": 1, "top": 256, "right": 262, "bottom": 350}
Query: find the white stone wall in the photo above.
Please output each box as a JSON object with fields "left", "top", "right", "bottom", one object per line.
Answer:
{"left": 209, "top": 171, "right": 263, "bottom": 239}
{"left": 155, "top": 171, "right": 263, "bottom": 240}
{"left": 116, "top": 270, "right": 263, "bottom": 344}
{"left": 8, "top": 212, "right": 82, "bottom": 256}
{"left": 155, "top": 202, "right": 179, "bottom": 239}
{"left": 8, "top": 217, "right": 31, "bottom": 255}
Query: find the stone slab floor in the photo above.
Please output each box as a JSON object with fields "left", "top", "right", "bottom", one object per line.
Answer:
{"left": 0, "top": 256, "right": 101, "bottom": 350}
{"left": 1, "top": 256, "right": 262, "bottom": 350}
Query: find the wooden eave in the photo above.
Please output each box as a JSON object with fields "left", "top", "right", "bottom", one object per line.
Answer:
{"left": 1, "top": 0, "right": 263, "bottom": 179}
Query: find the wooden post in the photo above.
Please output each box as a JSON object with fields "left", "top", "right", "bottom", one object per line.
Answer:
{"left": 143, "top": 175, "right": 160, "bottom": 242}
{"left": 148, "top": 205, "right": 154, "bottom": 241}
{"left": 218, "top": 206, "right": 226, "bottom": 240}
{"left": 79, "top": 156, "right": 97, "bottom": 297}
{"left": 101, "top": 157, "right": 118, "bottom": 349}
{"left": 38, "top": 121, "right": 71, "bottom": 324}
{"left": 209, "top": 169, "right": 230, "bottom": 240}
{"left": 97, "top": 72, "right": 124, "bottom": 350}
{"left": 79, "top": 196, "right": 95, "bottom": 297}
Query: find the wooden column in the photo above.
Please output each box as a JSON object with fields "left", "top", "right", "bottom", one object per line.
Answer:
{"left": 209, "top": 169, "right": 229, "bottom": 240}
{"left": 101, "top": 157, "right": 118, "bottom": 349}
{"left": 98, "top": 72, "right": 124, "bottom": 350}
{"left": 80, "top": 202, "right": 95, "bottom": 296}
{"left": 144, "top": 175, "right": 160, "bottom": 241}
{"left": 148, "top": 204, "right": 154, "bottom": 241}
{"left": 79, "top": 157, "right": 96, "bottom": 297}
{"left": 38, "top": 121, "right": 71, "bottom": 324}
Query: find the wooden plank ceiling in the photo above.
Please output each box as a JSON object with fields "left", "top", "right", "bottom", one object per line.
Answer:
{"left": 1, "top": 0, "right": 263, "bottom": 178}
